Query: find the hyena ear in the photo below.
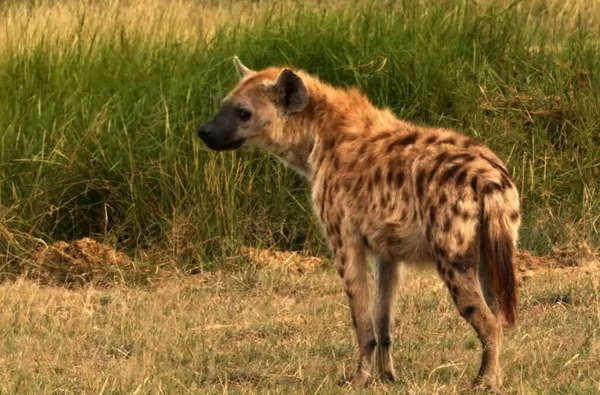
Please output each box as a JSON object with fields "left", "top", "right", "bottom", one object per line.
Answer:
{"left": 233, "top": 55, "right": 255, "bottom": 79}
{"left": 273, "top": 69, "right": 309, "bottom": 115}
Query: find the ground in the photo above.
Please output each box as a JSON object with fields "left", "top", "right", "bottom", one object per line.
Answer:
{"left": 1, "top": 244, "right": 598, "bottom": 394}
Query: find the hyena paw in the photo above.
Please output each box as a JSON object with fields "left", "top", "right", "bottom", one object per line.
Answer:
{"left": 380, "top": 370, "right": 397, "bottom": 383}
{"left": 338, "top": 368, "right": 372, "bottom": 387}
{"left": 471, "top": 371, "right": 503, "bottom": 392}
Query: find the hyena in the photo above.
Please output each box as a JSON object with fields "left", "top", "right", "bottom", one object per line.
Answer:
{"left": 197, "top": 57, "right": 520, "bottom": 390}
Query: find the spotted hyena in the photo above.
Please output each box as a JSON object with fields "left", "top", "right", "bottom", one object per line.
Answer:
{"left": 197, "top": 57, "right": 520, "bottom": 390}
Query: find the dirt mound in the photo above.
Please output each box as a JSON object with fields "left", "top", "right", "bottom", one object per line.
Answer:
{"left": 30, "top": 238, "right": 139, "bottom": 287}
{"left": 517, "top": 243, "right": 598, "bottom": 271}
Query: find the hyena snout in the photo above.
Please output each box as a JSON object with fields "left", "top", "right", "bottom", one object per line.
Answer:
{"left": 197, "top": 104, "right": 248, "bottom": 151}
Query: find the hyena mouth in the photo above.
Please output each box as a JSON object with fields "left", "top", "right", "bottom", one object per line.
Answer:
{"left": 197, "top": 125, "right": 246, "bottom": 151}
{"left": 199, "top": 136, "right": 246, "bottom": 151}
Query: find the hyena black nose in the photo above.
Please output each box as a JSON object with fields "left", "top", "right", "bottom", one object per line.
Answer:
{"left": 198, "top": 124, "right": 209, "bottom": 139}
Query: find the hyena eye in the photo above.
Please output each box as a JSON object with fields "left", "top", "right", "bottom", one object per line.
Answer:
{"left": 237, "top": 108, "right": 252, "bottom": 122}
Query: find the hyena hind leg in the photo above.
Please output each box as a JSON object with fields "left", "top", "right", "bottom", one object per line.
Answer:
{"left": 437, "top": 259, "right": 503, "bottom": 390}
{"left": 373, "top": 258, "right": 402, "bottom": 382}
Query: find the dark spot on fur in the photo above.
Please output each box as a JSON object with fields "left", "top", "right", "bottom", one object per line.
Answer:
{"left": 396, "top": 170, "right": 405, "bottom": 188}
{"left": 429, "top": 205, "right": 437, "bottom": 224}
{"left": 439, "top": 163, "right": 463, "bottom": 186}
{"left": 338, "top": 267, "right": 345, "bottom": 277}
{"left": 416, "top": 169, "right": 427, "bottom": 199}
{"left": 367, "top": 338, "right": 378, "bottom": 350}
{"left": 324, "top": 137, "right": 335, "bottom": 151}
{"left": 358, "top": 144, "right": 367, "bottom": 156}
{"left": 373, "top": 168, "right": 382, "bottom": 184}
{"left": 461, "top": 211, "right": 470, "bottom": 221}
{"left": 470, "top": 176, "right": 479, "bottom": 193}
{"left": 362, "top": 235, "right": 370, "bottom": 249}
{"left": 386, "top": 169, "right": 394, "bottom": 185}
{"left": 439, "top": 193, "right": 448, "bottom": 206}
{"left": 386, "top": 132, "right": 418, "bottom": 153}
{"left": 501, "top": 173, "right": 513, "bottom": 189}
{"left": 425, "top": 135, "right": 438, "bottom": 144}
{"left": 428, "top": 151, "right": 450, "bottom": 182}
{"left": 455, "top": 169, "right": 468, "bottom": 187}
{"left": 447, "top": 269, "right": 454, "bottom": 280}
{"left": 510, "top": 212, "right": 520, "bottom": 222}
{"left": 435, "top": 244, "right": 447, "bottom": 258}
{"left": 443, "top": 218, "right": 452, "bottom": 232}
{"left": 452, "top": 203, "right": 461, "bottom": 216}
{"left": 449, "top": 285, "right": 458, "bottom": 302}
{"left": 462, "top": 306, "right": 476, "bottom": 320}
{"left": 481, "top": 182, "right": 502, "bottom": 195}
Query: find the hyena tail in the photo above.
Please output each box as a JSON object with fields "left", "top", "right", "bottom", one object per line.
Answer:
{"left": 480, "top": 193, "right": 519, "bottom": 328}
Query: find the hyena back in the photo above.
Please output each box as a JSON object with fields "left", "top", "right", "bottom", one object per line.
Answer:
{"left": 198, "top": 57, "right": 520, "bottom": 390}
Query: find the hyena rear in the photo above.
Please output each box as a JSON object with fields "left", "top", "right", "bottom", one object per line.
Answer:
{"left": 198, "top": 57, "right": 520, "bottom": 390}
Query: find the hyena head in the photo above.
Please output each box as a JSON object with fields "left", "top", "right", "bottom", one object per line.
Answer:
{"left": 197, "top": 56, "right": 309, "bottom": 152}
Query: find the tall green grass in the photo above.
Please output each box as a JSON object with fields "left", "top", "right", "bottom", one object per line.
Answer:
{"left": 1, "top": 0, "right": 599, "bottom": 273}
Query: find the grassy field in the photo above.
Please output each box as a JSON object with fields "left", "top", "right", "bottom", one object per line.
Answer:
{"left": 1, "top": 255, "right": 598, "bottom": 394}
{"left": 0, "top": 0, "right": 600, "bottom": 393}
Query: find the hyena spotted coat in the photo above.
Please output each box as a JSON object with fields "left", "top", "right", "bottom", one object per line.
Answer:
{"left": 198, "top": 57, "right": 521, "bottom": 390}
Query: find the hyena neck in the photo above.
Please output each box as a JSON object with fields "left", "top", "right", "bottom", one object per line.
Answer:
{"left": 271, "top": 128, "right": 315, "bottom": 180}
{"left": 272, "top": 79, "right": 389, "bottom": 182}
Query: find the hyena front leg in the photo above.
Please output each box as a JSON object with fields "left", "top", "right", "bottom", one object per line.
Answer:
{"left": 373, "top": 258, "right": 402, "bottom": 382}
{"left": 334, "top": 235, "right": 376, "bottom": 386}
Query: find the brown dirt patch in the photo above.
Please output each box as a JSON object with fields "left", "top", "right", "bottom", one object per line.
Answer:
{"left": 517, "top": 243, "right": 599, "bottom": 270}
{"left": 30, "top": 238, "right": 152, "bottom": 288}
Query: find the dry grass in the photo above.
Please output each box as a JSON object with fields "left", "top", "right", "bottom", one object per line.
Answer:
{"left": 2, "top": 0, "right": 600, "bottom": 52}
{"left": 0, "top": 0, "right": 333, "bottom": 52}
{"left": 1, "top": 252, "right": 598, "bottom": 394}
